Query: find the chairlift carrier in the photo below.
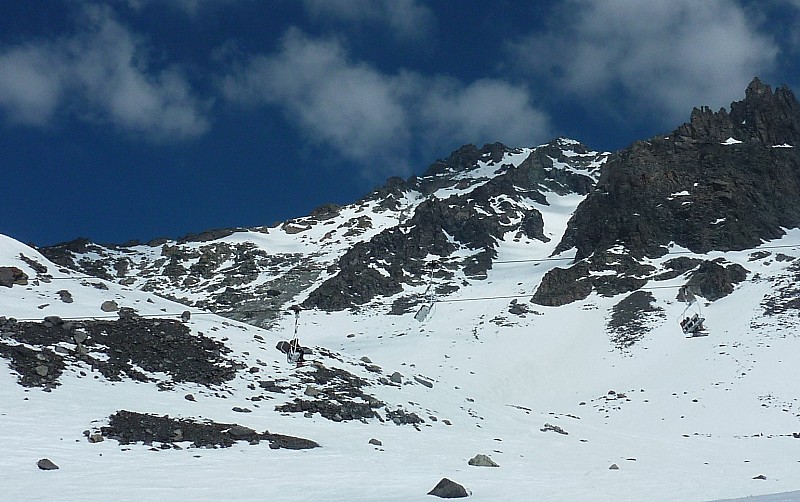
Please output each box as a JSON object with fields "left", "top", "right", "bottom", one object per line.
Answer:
{"left": 286, "top": 305, "right": 303, "bottom": 364}
{"left": 678, "top": 286, "right": 706, "bottom": 336}
{"left": 414, "top": 260, "right": 438, "bottom": 322}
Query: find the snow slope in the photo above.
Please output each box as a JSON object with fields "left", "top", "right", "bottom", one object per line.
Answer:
{"left": 4, "top": 210, "right": 800, "bottom": 502}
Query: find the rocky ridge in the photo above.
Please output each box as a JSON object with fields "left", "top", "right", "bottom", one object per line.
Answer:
{"left": 40, "top": 138, "right": 608, "bottom": 318}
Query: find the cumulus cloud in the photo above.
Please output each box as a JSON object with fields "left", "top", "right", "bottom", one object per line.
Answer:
{"left": 301, "top": 0, "right": 434, "bottom": 41}
{"left": 510, "top": 0, "right": 778, "bottom": 124}
{"left": 416, "top": 78, "right": 550, "bottom": 151}
{"left": 0, "top": 46, "right": 65, "bottom": 125}
{"left": 0, "top": 5, "right": 209, "bottom": 140}
{"left": 222, "top": 29, "right": 551, "bottom": 178}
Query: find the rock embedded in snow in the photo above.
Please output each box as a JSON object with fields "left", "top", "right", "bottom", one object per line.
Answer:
{"left": 508, "top": 300, "right": 530, "bottom": 316}
{"left": 0, "top": 266, "right": 28, "bottom": 287}
{"left": 540, "top": 423, "right": 568, "bottom": 435}
{"left": 427, "top": 477, "right": 469, "bottom": 498}
{"left": 100, "top": 300, "right": 118, "bottom": 312}
{"left": 37, "top": 458, "right": 59, "bottom": 470}
{"left": 57, "top": 290, "right": 73, "bottom": 303}
{"left": 414, "top": 376, "right": 434, "bottom": 388}
{"left": 468, "top": 454, "right": 499, "bottom": 467}
{"left": 609, "top": 463, "right": 619, "bottom": 470}
{"left": 368, "top": 438, "right": 382, "bottom": 446}
{"left": 389, "top": 371, "right": 403, "bottom": 383}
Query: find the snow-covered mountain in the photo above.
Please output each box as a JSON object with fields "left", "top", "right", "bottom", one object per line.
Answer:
{"left": 3, "top": 78, "right": 800, "bottom": 501}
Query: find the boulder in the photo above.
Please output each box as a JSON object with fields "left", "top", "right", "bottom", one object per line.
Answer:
{"left": 37, "top": 458, "right": 59, "bottom": 470}
{"left": 468, "top": 454, "right": 499, "bottom": 467}
{"left": 100, "top": 300, "right": 119, "bottom": 312}
{"left": 427, "top": 477, "right": 469, "bottom": 498}
{"left": 683, "top": 260, "right": 748, "bottom": 301}
{"left": 0, "top": 266, "right": 28, "bottom": 287}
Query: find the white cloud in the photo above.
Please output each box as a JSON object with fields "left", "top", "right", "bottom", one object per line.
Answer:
{"left": 222, "top": 29, "right": 551, "bottom": 179}
{"left": 222, "top": 29, "right": 411, "bottom": 170}
{"left": 417, "top": 78, "right": 550, "bottom": 150}
{"left": 0, "top": 46, "right": 64, "bottom": 125}
{"left": 0, "top": 5, "right": 209, "bottom": 140}
{"left": 511, "top": 0, "right": 778, "bottom": 123}
{"left": 301, "top": 0, "right": 434, "bottom": 41}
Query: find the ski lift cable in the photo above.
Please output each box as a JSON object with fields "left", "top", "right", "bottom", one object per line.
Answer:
{"left": 4, "top": 271, "right": 782, "bottom": 322}
{"left": 10, "top": 243, "right": 800, "bottom": 322}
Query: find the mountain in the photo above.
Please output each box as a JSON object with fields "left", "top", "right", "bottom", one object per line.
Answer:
{"left": 37, "top": 137, "right": 608, "bottom": 325}
{"left": 3, "top": 78, "right": 800, "bottom": 501}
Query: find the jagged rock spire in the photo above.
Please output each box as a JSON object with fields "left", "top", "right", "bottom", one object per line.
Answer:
{"left": 556, "top": 78, "right": 800, "bottom": 261}
{"left": 676, "top": 77, "right": 800, "bottom": 146}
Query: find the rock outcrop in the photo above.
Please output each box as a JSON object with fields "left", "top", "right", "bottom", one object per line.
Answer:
{"left": 556, "top": 78, "right": 800, "bottom": 260}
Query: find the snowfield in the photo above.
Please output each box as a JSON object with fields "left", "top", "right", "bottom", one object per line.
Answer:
{"left": 3, "top": 223, "right": 800, "bottom": 502}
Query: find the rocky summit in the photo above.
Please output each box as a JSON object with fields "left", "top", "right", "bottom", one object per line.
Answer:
{"left": 558, "top": 77, "right": 800, "bottom": 260}
{"left": 5, "top": 78, "right": 800, "bottom": 501}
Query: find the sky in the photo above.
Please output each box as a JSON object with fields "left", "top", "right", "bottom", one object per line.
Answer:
{"left": 2, "top": 0, "right": 800, "bottom": 247}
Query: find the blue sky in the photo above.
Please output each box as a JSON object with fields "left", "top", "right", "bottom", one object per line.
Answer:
{"left": 2, "top": 0, "right": 799, "bottom": 246}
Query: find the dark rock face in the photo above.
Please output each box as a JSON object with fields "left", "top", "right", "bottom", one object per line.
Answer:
{"left": 531, "top": 262, "right": 592, "bottom": 306}
{"left": 98, "top": 410, "right": 318, "bottom": 449}
{"left": 531, "top": 251, "right": 653, "bottom": 306}
{"left": 682, "top": 260, "right": 748, "bottom": 301}
{"left": 556, "top": 78, "right": 800, "bottom": 260}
